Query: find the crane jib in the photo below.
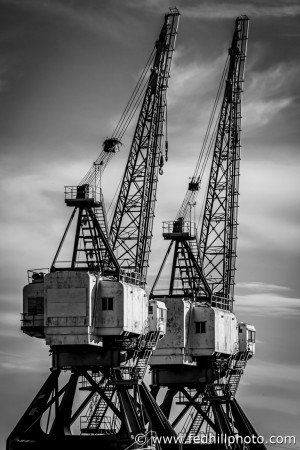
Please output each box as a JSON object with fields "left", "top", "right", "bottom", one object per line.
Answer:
{"left": 109, "top": 9, "right": 180, "bottom": 286}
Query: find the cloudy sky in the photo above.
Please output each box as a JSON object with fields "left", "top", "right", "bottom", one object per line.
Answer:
{"left": 0, "top": 0, "right": 300, "bottom": 448}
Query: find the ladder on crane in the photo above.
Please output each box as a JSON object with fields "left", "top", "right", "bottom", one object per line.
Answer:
{"left": 80, "top": 386, "right": 117, "bottom": 435}
{"left": 226, "top": 351, "right": 250, "bottom": 396}
{"left": 131, "top": 329, "right": 161, "bottom": 381}
{"left": 110, "top": 329, "right": 162, "bottom": 384}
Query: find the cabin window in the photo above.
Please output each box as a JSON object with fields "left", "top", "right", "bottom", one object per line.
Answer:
{"left": 239, "top": 326, "right": 243, "bottom": 333}
{"left": 195, "top": 321, "right": 206, "bottom": 334}
{"left": 28, "top": 297, "right": 44, "bottom": 315}
{"left": 149, "top": 305, "right": 153, "bottom": 314}
{"left": 248, "top": 330, "right": 255, "bottom": 343}
{"left": 102, "top": 297, "right": 113, "bottom": 311}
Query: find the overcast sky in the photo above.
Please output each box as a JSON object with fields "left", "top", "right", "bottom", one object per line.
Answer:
{"left": 0, "top": 0, "right": 300, "bottom": 448}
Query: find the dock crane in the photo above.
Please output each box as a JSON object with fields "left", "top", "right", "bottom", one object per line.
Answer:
{"left": 149, "top": 16, "right": 266, "bottom": 448}
{"left": 7, "top": 8, "right": 179, "bottom": 450}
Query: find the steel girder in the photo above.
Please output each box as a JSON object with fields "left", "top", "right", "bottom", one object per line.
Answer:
{"left": 199, "top": 17, "right": 249, "bottom": 302}
{"left": 109, "top": 10, "right": 180, "bottom": 285}
{"left": 51, "top": 205, "right": 119, "bottom": 277}
{"left": 7, "top": 370, "right": 178, "bottom": 450}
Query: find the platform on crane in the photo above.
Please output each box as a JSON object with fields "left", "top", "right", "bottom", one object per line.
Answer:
{"left": 65, "top": 184, "right": 101, "bottom": 207}
{"left": 162, "top": 219, "right": 196, "bottom": 240}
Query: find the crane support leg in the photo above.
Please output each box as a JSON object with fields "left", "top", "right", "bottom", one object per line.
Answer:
{"left": 139, "top": 382, "right": 179, "bottom": 446}
{"left": 230, "top": 399, "right": 267, "bottom": 449}
{"left": 7, "top": 370, "right": 60, "bottom": 445}
{"left": 50, "top": 372, "right": 79, "bottom": 435}
{"left": 160, "top": 388, "right": 178, "bottom": 419}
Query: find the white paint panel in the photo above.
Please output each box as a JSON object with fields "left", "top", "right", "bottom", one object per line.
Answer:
{"left": 48, "top": 288, "right": 86, "bottom": 303}
{"left": 94, "top": 281, "right": 147, "bottom": 336}
{"left": 155, "top": 298, "right": 190, "bottom": 349}
{"left": 47, "top": 302, "right": 86, "bottom": 317}
{"left": 47, "top": 288, "right": 87, "bottom": 317}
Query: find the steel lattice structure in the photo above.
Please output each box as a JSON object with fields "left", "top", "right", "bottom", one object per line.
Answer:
{"left": 148, "top": 15, "right": 266, "bottom": 450}
{"left": 109, "top": 10, "right": 179, "bottom": 285}
{"left": 51, "top": 189, "right": 119, "bottom": 276}
{"left": 199, "top": 17, "right": 249, "bottom": 304}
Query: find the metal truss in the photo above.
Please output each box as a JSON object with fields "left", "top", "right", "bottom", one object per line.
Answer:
{"left": 110, "top": 9, "right": 180, "bottom": 286}
{"left": 151, "top": 233, "right": 211, "bottom": 300}
{"left": 149, "top": 352, "right": 266, "bottom": 450}
{"left": 199, "top": 16, "right": 249, "bottom": 302}
{"left": 7, "top": 371, "right": 175, "bottom": 450}
{"left": 9, "top": 365, "right": 266, "bottom": 450}
{"left": 6, "top": 370, "right": 169, "bottom": 450}
{"left": 7, "top": 327, "right": 167, "bottom": 449}
{"left": 51, "top": 200, "right": 119, "bottom": 278}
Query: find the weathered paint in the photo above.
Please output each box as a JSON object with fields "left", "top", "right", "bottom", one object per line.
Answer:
{"left": 23, "top": 281, "right": 44, "bottom": 314}
{"left": 44, "top": 271, "right": 98, "bottom": 346}
{"left": 148, "top": 299, "right": 167, "bottom": 335}
{"left": 93, "top": 280, "right": 148, "bottom": 336}
{"left": 150, "top": 297, "right": 194, "bottom": 365}
{"left": 22, "top": 280, "right": 45, "bottom": 338}
{"left": 22, "top": 272, "right": 150, "bottom": 345}
{"left": 238, "top": 322, "right": 256, "bottom": 354}
{"left": 151, "top": 299, "right": 239, "bottom": 366}
{"left": 47, "top": 288, "right": 87, "bottom": 316}
{"left": 190, "top": 305, "right": 238, "bottom": 356}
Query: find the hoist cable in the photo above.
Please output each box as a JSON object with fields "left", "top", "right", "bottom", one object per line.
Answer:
{"left": 113, "top": 49, "right": 155, "bottom": 139}
{"left": 79, "top": 48, "right": 156, "bottom": 188}
{"left": 176, "top": 56, "right": 229, "bottom": 220}
{"left": 115, "top": 80, "right": 149, "bottom": 140}
{"left": 194, "top": 56, "right": 229, "bottom": 178}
